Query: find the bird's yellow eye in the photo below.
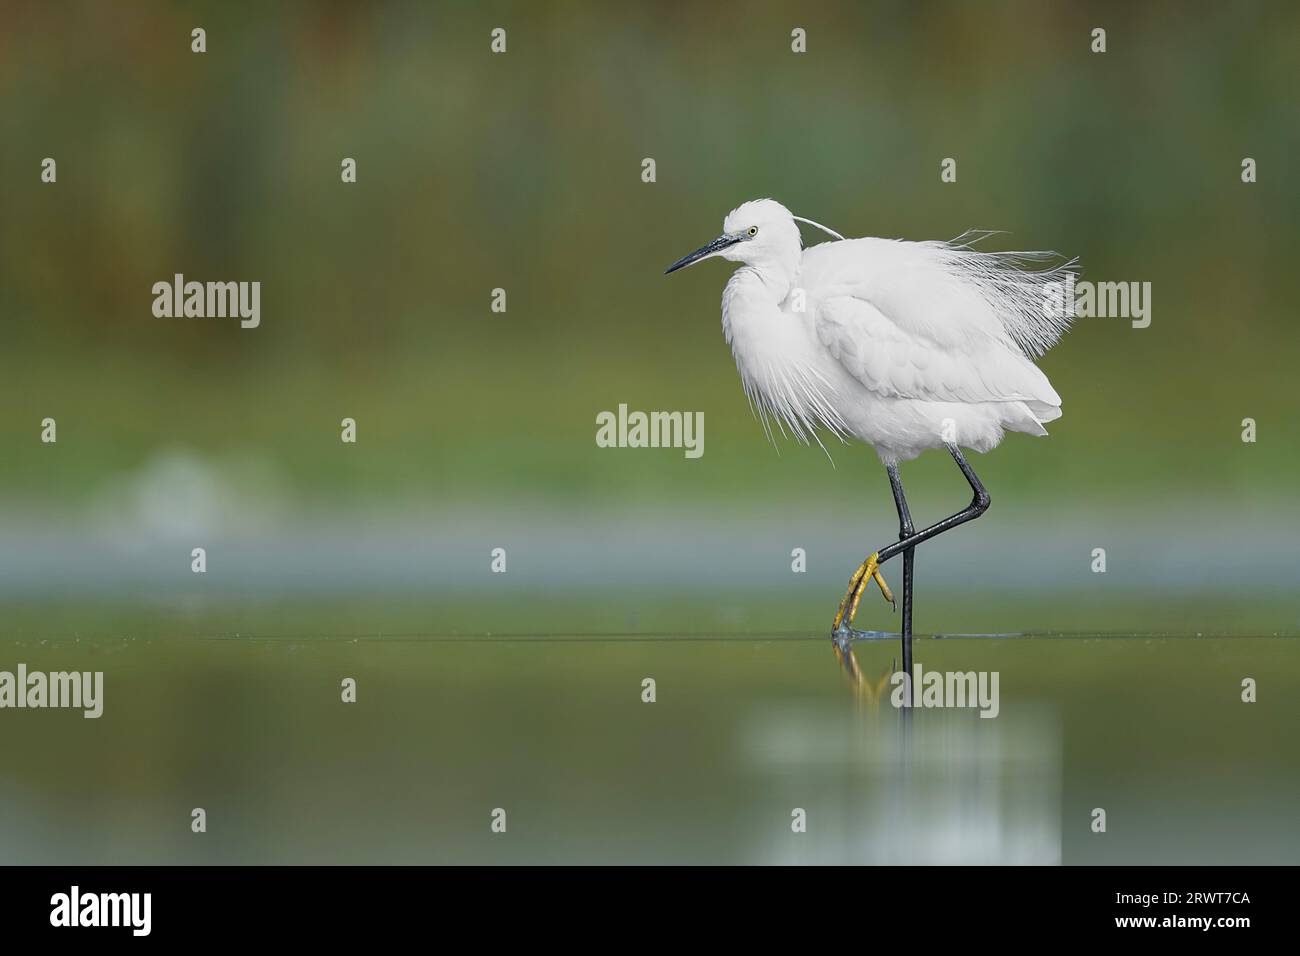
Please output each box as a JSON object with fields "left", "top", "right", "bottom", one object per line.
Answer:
{"left": 747, "top": 226, "right": 758, "bottom": 237}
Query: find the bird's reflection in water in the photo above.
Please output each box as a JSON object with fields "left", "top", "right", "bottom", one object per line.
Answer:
{"left": 833, "top": 640, "right": 899, "bottom": 714}
{"left": 734, "top": 638, "right": 1063, "bottom": 863}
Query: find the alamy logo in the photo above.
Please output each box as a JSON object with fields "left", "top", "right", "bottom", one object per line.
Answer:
{"left": 0, "top": 664, "right": 103, "bottom": 718}
{"left": 595, "top": 403, "right": 704, "bottom": 459}
{"left": 50, "top": 886, "right": 151, "bottom": 936}
{"left": 1042, "top": 273, "right": 1151, "bottom": 328}
{"left": 152, "top": 273, "right": 261, "bottom": 328}
{"left": 891, "top": 665, "right": 999, "bottom": 718}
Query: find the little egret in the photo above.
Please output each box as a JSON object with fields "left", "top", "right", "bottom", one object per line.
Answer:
{"left": 665, "top": 199, "right": 1075, "bottom": 701}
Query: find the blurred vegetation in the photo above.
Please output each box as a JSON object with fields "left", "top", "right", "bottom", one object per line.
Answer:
{"left": 2, "top": 0, "right": 1298, "bottom": 511}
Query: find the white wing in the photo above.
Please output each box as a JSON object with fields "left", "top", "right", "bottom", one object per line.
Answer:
{"left": 804, "top": 236, "right": 1069, "bottom": 418}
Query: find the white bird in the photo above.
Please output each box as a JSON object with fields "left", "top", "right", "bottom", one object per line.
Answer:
{"left": 665, "top": 198, "right": 1076, "bottom": 690}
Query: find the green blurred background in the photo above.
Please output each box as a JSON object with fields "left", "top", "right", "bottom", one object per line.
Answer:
{"left": 1, "top": 0, "right": 1297, "bottom": 637}
{"left": 1, "top": 0, "right": 1298, "bottom": 867}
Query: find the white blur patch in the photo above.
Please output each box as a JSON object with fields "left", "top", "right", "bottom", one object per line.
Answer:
{"left": 740, "top": 703, "right": 1061, "bottom": 864}
{"left": 89, "top": 448, "right": 288, "bottom": 541}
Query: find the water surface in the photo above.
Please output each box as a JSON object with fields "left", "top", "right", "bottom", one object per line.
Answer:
{"left": 1, "top": 629, "right": 1293, "bottom": 864}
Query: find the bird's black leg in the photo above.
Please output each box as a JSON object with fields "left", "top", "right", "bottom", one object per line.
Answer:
{"left": 878, "top": 444, "right": 990, "bottom": 563}
{"left": 887, "top": 462, "right": 915, "bottom": 708}
{"left": 832, "top": 444, "right": 990, "bottom": 643}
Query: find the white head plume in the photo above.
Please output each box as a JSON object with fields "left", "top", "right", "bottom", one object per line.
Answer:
{"left": 792, "top": 215, "right": 845, "bottom": 242}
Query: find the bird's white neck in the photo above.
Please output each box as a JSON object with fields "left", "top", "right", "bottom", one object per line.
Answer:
{"left": 727, "top": 258, "right": 797, "bottom": 306}
{"left": 719, "top": 263, "right": 845, "bottom": 446}
{"left": 722, "top": 268, "right": 780, "bottom": 348}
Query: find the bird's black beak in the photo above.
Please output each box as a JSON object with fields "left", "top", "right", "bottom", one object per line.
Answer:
{"left": 664, "top": 234, "right": 740, "bottom": 275}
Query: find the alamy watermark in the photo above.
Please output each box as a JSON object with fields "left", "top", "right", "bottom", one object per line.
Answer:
{"left": 1043, "top": 273, "right": 1151, "bottom": 328}
{"left": 595, "top": 403, "right": 704, "bottom": 458}
{"left": 50, "top": 886, "right": 150, "bottom": 936}
{"left": 0, "top": 664, "right": 103, "bottom": 718}
{"left": 152, "top": 274, "right": 260, "bottom": 328}
{"left": 891, "top": 665, "right": 999, "bottom": 718}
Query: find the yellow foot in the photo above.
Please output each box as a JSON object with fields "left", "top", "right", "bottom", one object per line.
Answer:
{"left": 831, "top": 562, "right": 869, "bottom": 631}
{"left": 831, "top": 552, "right": 895, "bottom": 631}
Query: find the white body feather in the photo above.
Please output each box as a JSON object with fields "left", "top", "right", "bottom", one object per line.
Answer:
{"left": 712, "top": 200, "right": 1074, "bottom": 463}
